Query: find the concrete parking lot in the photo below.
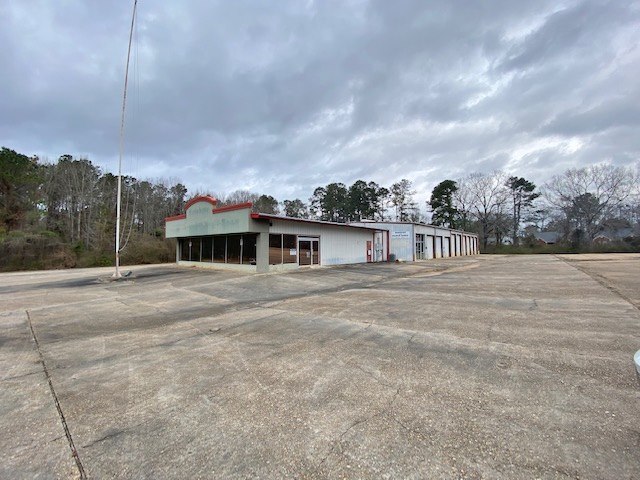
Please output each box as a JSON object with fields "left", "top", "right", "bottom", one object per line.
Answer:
{"left": 1, "top": 254, "right": 639, "bottom": 479}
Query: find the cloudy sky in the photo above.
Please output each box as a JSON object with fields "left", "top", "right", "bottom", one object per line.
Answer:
{"left": 1, "top": 0, "right": 639, "bottom": 207}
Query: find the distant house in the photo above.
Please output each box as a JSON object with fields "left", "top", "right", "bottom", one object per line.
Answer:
{"left": 534, "top": 231, "right": 560, "bottom": 245}
{"left": 484, "top": 235, "right": 512, "bottom": 246}
{"left": 593, "top": 228, "right": 634, "bottom": 244}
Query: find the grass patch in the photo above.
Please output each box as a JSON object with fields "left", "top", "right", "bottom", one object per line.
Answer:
{"left": 482, "top": 242, "right": 639, "bottom": 255}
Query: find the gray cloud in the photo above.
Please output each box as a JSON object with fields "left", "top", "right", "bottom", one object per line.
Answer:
{"left": 1, "top": 0, "right": 638, "bottom": 207}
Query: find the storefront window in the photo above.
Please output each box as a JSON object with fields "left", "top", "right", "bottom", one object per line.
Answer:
{"left": 191, "top": 238, "right": 202, "bottom": 262}
{"left": 213, "top": 236, "right": 226, "bottom": 263}
{"left": 180, "top": 234, "right": 260, "bottom": 265}
{"left": 269, "top": 234, "right": 283, "bottom": 264}
{"left": 202, "top": 237, "right": 213, "bottom": 262}
{"left": 283, "top": 234, "right": 297, "bottom": 264}
{"left": 180, "top": 238, "right": 190, "bottom": 261}
{"left": 242, "top": 234, "right": 257, "bottom": 265}
{"left": 227, "top": 235, "right": 241, "bottom": 264}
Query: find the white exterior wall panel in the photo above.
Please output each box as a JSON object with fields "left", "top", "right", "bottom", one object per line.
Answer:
{"left": 349, "top": 222, "right": 413, "bottom": 261}
{"left": 269, "top": 220, "right": 373, "bottom": 266}
{"left": 426, "top": 235, "right": 435, "bottom": 259}
{"left": 166, "top": 202, "right": 252, "bottom": 238}
{"left": 435, "top": 236, "right": 442, "bottom": 258}
{"left": 389, "top": 224, "right": 414, "bottom": 261}
{"left": 350, "top": 222, "right": 478, "bottom": 261}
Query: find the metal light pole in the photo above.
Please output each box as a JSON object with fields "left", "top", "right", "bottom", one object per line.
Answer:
{"left": 114, "top": 0, "right": 138, "bottom": 278}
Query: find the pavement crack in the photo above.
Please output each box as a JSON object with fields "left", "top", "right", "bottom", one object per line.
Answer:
{"left": 82, "top": 415, "right": 163, "bottom": 449}
{"left": 26, "top": 310, "right": 87, "bottom": 480}
{"left": 82, "top": 429, "right": 126, "bottom": 449}
{"left": 315, "top": 417, "right": 371, "bottom": 471}
{"left": 315, "top": 387, "right": 401, "bottom": 472}
{"left": 350, "top": 362, "right": 394, "bottom": 388}
{"left": 391, "top": 416, "right": 431, "bottom": 443}
{"left": 1, "top": 369, "right": 42, "bottom": 382}
{"left": 49, "top": 434, "right": 67, "bottom": 443}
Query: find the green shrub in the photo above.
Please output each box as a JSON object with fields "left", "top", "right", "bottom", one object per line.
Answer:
{"left": 120, "top": 234, "right": 175, "bottom": 265}
{"left": 0, "top": 229, "right": 176, "bottom": 271}
{"left": 482, "top": 241, "right": 639, "bottom": 255}
{"left": 0, "top": 232, "right": 75, "bottom": 271}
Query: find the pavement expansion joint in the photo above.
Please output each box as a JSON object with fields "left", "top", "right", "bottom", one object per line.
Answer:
{"left": 26, "top": 310, "right": 87, "bottom": 480}
{"left": 555, "top": 255, "right": 640, "bottom": 311}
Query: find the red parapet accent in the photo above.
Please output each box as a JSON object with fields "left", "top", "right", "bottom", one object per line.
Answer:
{"left": 184, "top": 195, "right": 218, "bottom": 211}
{"left": 165, "top": 200, "right": 252, "bottom": 223}
{"left": 251, "top": 213, "right": 381, "bottom": 231}
{"left": 213, "top": 202, "right": 253, "bottom": 214}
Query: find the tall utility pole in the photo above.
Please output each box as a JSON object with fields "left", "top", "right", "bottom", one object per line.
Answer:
{"left": 114, "top": 0, "right": 138, "bottom": 278}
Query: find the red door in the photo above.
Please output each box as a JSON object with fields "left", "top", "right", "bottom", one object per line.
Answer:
{"left": 366, "top": 241, "right": 372, "bottom": 262}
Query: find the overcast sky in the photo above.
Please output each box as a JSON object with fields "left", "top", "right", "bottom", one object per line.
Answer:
{"left": 1, "top": 0, "right": 639, "bottom": 207}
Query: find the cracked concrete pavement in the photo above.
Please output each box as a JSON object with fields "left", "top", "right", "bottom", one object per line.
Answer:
{"left": 1, "top": 254, "right": 639, "bottom": 479}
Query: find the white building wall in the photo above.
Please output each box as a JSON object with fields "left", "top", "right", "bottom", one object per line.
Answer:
{"left": 269, "top": 220, "right": 374, "bottom": 266}
{"left": 415, "top": 225, "right": 435, "bottom": 260}
{"left": 433, "top": 235, "right": 442, "bottom": 258}
{"left": 426, "top": 235, "right": 435, "bottom": 259}
{"left": 438, "top": 228, "right": 450, "bottom": 258}
{"left": 347, "top": 222, "right": 413, "bottom": 261}
{"left": 350, "top": 222, "right": 478, "bottom": 261}
{"left": 389, "top": 224, "right": 414, "bottom": 261}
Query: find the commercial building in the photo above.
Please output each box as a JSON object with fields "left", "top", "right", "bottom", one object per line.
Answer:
{"left": 165, "top": 195, "right": 478, "bottom": 272}
{"left": 165, "top": 196, "right": 385, "bottom": 273}
{"left": 350, "top": 221, "right": 478, "bottom": 261}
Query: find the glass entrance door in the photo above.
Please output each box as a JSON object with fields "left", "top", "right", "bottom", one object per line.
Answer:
{"left": 311, "top": 239, "right": 320, "bottom": 265}
{"left": 299, "top": 240, "right": 311, "bottom": 265}
{"left": 298, "top": 237, "right": 320, "bottom": 266}
{"left": 415, "top": 234, "right": 425, "bottom": 260}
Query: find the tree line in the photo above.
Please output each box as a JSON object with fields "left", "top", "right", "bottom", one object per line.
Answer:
{"left": 197, "top": 178, "right": 420, "bottom": 223}
{"left": 1, "top": 147, "right": 186, "bottom": 269}
{"left": 429, "top": 166, "right": 639, "bottom": 249}
{"left": 2, "top": 144, "right": 639, "bottom": 270}
{"left": 222, "top": 165, "right": 639, "bottom": 251}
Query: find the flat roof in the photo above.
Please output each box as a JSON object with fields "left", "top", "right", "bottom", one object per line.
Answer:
{"left": 166, "top": 196, "right": 473, "bottom": 236}
{"left": 350, "top": 220, "right": 477, "bottom": 236}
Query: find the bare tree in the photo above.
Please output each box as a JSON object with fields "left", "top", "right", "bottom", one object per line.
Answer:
{"left": 45, "top": 155, "right": 101, "bottom": 249}
{"left": 225, "top": 190, "right": 259, "bottom": 205}
{"left": 458, "top": 171, "right": 509, "bottom": 248}
{"left": 544, "top": 164, "right": 637, "bottom": 243}
{"left": 452, "top": 176, "right": 475, "bottom": 231}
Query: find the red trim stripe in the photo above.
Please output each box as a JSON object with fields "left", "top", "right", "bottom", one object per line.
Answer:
{"left": 213, "top": 202, "right": 253, "bottom": 214}
{"left": 165, "top": 199, "right": 252, "bottom": 222}
{"left": 184, "top": 195, "right": 218, "bottom": 210}
{"left": 251, "top": 213, "right": 380, "bottom": 231}
{"left": 165, "top": 213, "right": 186, "bottom": 222}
